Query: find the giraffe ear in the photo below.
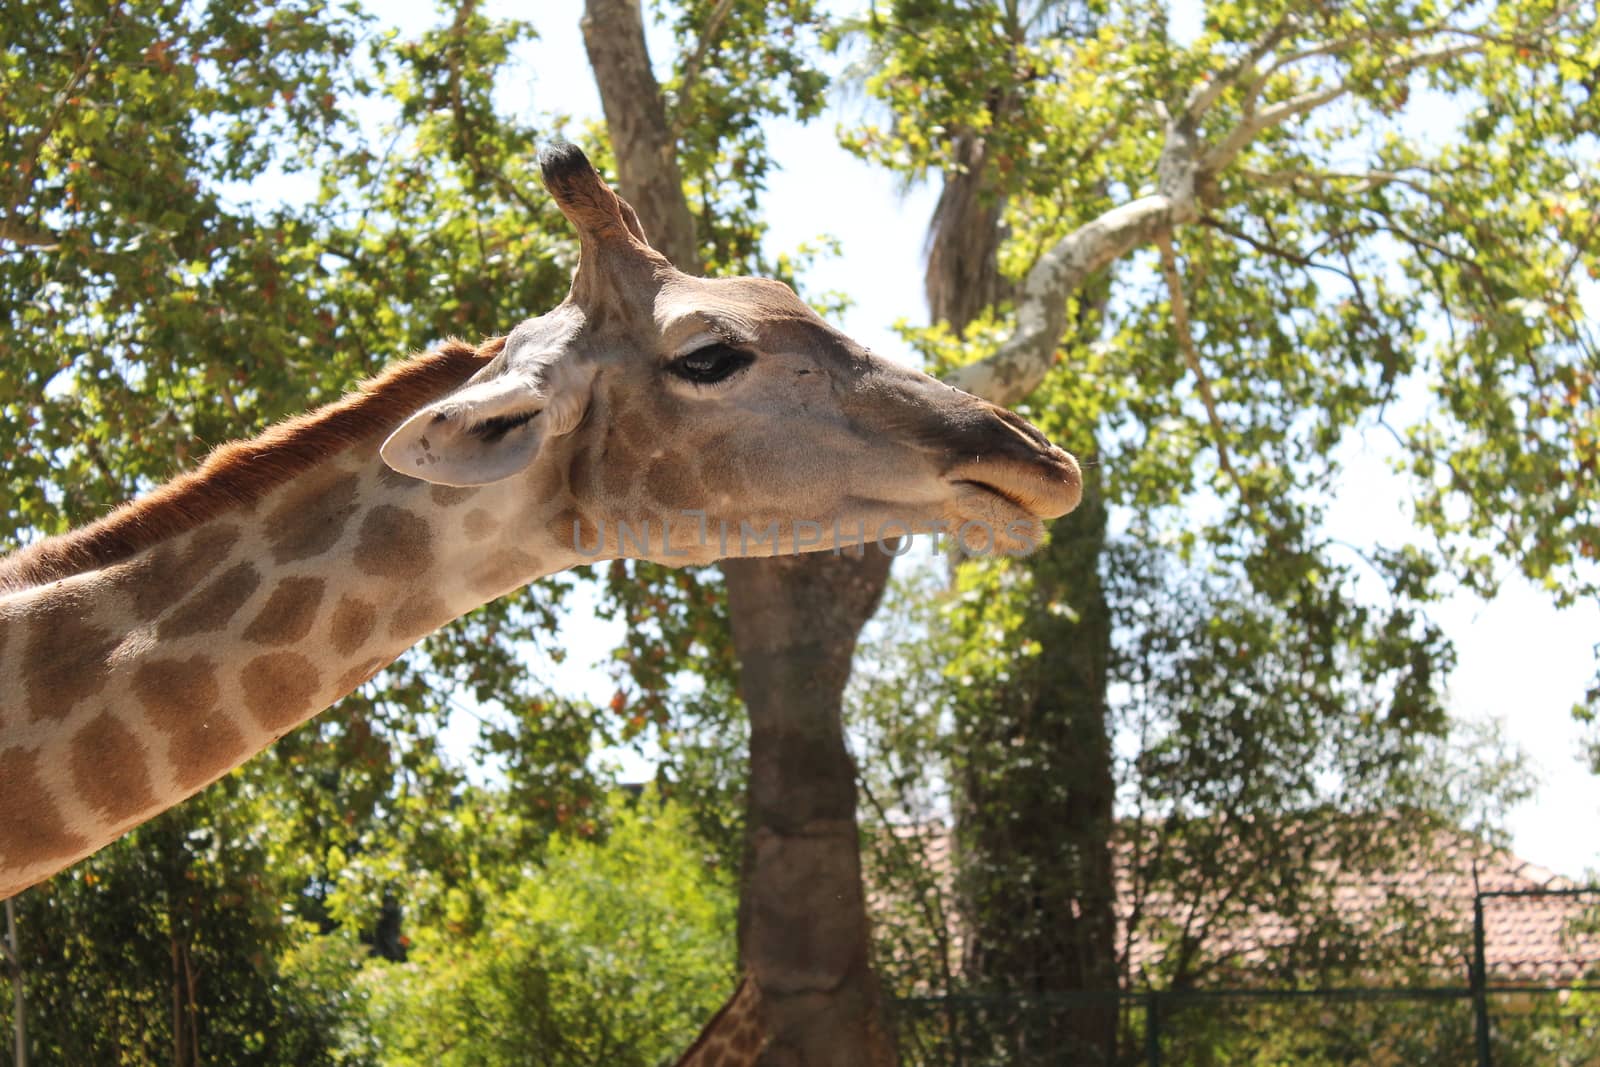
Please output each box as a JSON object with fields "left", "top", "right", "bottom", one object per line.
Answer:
{"left": 380, "top": 374, "right": 551, "bottom": 487}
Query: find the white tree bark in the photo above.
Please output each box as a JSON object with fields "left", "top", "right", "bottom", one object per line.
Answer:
{"left": 945, "top": 113, "right": 1203, "bottom": 407}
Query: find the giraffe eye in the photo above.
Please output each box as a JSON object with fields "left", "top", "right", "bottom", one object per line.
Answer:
{"left": 669, "top": 342, "right": 754, "bottom": 385}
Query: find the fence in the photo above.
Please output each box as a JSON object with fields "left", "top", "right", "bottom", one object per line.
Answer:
{"left": 891, "top": 887, "right": 1600, "bottom": 1066}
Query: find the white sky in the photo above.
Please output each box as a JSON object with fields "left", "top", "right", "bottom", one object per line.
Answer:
{"left": 382, "top": 0, "right": 1600, "bottom": 878}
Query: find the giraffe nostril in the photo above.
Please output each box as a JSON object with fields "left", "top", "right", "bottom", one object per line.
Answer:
{"left": 988, "top": 405, "right": 1055, "bottom": 454}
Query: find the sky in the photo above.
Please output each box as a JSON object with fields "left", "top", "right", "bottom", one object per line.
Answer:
{"left": 373, "top": 0, "right": 1600, "bottom": 878}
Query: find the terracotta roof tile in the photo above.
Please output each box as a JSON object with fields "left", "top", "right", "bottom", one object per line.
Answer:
{"left": 871, "top": 823, "right": 1600, "bottom": 988}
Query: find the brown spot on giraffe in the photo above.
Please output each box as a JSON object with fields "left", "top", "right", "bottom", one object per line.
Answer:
{"left": 645, "top": 454, "right": 697, "bottom": 511}
{"left": 0, "top": 746, "right": 89, "bottom": 869}
{"left": 266, "top": 470, "right": 361, "bottom": 565}
{"left": 329, "top": 596, "right": 378, "bottom": 655}
{"left": 158, "top": 561, "right": 261, "bottom": 640}
{"left": 533, "top": 451, "right": 568, "bottom": 500}
{"left": 24, "top": 597, "right": 118, "bottom": 723}
{"left": 468, "top": 548, "right": 537, "bottom": 597}
{"left": 123, "top": 523, "right": 243, "bottom": 620}
{"left": 567, "top": 445, "right": 598, "bottom": 500}
{"left": 334, "top": 656, "right": 389, "bottom": 696}
{"left": 696, "top": 431, "right": 751, "bottom": 497}
{"left": 132, "top": 655, "right": 248, "bottom": 791}
{"left": 241, "top": 652, "right": 322, "bottom": 732}
{"left": 430, "top": 485, "right": 476, "bottom": 508}
{"left": 171, "top": 720, "right": 248, "bottom": 793}
{"left": 602, "top": 434, "right": 643, "bottom": 499}
{"left": 70, "top": 711, "right": 158, "bottom": 823}
{"left": 353, "top": 505, "right": 433, "bottom": 578}
{"left": 388, "top": 595, "right": 447, "bottom": 640}
{"left": 133, "top": 657, "right": 219, "bottom": 719}
{"left": 462, "top": 507, "right": 499, "bottom": 542}
{"left": 243, "top": 576, "right": 326, "bottom": 646}
{"left": 544, "top": 508, "right": 599, "bottom": 554}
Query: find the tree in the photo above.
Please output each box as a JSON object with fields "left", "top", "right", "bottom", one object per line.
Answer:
{"left": 849, "top": 549, "right": 1535, "bottom": 1061}
{"left": 4, "top": 779, "right": 383, "bottom": 1067}
{"left": 364, "top": 789, "right": 736, "bottom": 1067}
{"left": 838, "top": 0, "right": 1597, "bottom": 1060}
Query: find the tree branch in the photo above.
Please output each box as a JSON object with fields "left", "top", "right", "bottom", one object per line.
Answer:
{"left": 1203, "top": 41, "right": 1485, "bottom": 174}
{"left": 6, "top": 10, "right": 116, "bottom": 239}
{"left": 945, "top": 194, "right": 1191, "bottom": 406}
{"left": 1156, "top": 231, "right": 1248, "bottom": 502}
{"left": 951, "top": 4, "right": 1582, "bottom": 412}
{"left": 1240, "top": 166, "right": 1411, "bottom": 194}
{"left": 582, "top": 0, "right": 700, "bottom": 269}
{"left": 945, "top": 104, "right": 1210, "bottom": 406}
{"left": 0, "top": 220, "right": 61, "bottom": 250}
{"left": 1182, "top": 13, "right": 1298, "bottom": 122}
{"left": 670, "top": 0, "right": 737, "bottom": 139}
{"left": 1200, "top": 214, "right": 1358, "bottom": 284}
{"left": 1266, "top": 16, "right": 1574, "bottom": 79}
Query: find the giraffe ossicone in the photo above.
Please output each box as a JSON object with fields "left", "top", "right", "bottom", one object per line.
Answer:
{"left": 0, "top": 141, "right": 1079, "bottom": 1056}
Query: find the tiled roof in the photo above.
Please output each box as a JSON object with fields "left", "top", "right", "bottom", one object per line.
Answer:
{"left": 869, "top": 822, "right": 1600, "bottom": 988}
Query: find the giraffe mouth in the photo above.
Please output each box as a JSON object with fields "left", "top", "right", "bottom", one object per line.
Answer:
{"left": 940, "top": 453, "right": 1080, "bottom": 556}
{"left": 947, "top": 450, "right": 1082, "bottom": 521}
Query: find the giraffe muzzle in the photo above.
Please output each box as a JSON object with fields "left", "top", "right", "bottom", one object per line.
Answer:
{"left": 947, "top": 448, "right": 1083, "bottom": 521}
{"left": 941, "top": 404, "right": 1083, "bottom": 522}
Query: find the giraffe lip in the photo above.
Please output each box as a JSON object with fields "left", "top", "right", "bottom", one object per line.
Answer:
{"left": 953, "top": 478, "right": 1032, "bottom": 513}
{"left": 947, "top": 450, "right": 1082, "bottom": 520}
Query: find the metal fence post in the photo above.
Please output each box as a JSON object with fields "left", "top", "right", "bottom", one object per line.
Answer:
{"left": 1472, "top": 889, "right": 1491, "bottom": 1067}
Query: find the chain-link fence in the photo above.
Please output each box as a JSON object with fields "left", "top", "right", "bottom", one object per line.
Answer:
{"left": 890, "top": 888, "right": 1600, "bottom": 1066}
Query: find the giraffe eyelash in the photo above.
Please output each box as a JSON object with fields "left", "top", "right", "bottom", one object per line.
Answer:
{"left": 667, "top": 342, "right": 755, "bottom": 387}
{"left": 468, "top": 409, "right": 539, "bottom": 442}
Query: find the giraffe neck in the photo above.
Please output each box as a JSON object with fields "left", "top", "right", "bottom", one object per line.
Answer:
{"left": 675, "top": 977, "right": 767, "bottom": 1067}
{"left": 0, "top": 372, "right": 579, "bottom": 898}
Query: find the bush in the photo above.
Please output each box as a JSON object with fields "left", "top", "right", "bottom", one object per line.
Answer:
{"left": 363, "top": 790, "right": 736, "bottom": 1067}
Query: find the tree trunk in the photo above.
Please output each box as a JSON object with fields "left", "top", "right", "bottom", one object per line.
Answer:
{"left": 924, "top": 131, "right": 1009, "bottom": 332}
{"left": 725, "top": 551, "right": 897, "bottom": 1066}
{"left": 581, "top": 5, "right": 896, "bottom": 1063}
{"left": 925, "top": 108, "right": 1122, "bottom": 1057}
{"left": 580, "top": 0, "right": 697, "bottom": 269}
{"left": 955, "top": 462, "right": 1119, "bottom": 1065}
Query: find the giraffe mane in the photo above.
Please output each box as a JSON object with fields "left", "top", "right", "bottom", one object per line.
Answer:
{"left": 0, "top": 336, "right": 503, "bottom": 595}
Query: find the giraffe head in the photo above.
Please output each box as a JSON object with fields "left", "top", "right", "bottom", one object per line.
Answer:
{"left": 381, "top": 145, "right": 1080, "bottom": 564}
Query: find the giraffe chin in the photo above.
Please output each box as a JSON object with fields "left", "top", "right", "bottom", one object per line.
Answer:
{"left": 944, "top": 482, "right": 1052, "bottom": 557}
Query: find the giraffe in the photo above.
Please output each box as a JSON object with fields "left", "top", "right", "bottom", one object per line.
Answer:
{"left": 675, "top": 977, "right": 767, "bottom": 1066}
{"left": 0, "top": 142, "right": 1079, "bottom": 1052}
